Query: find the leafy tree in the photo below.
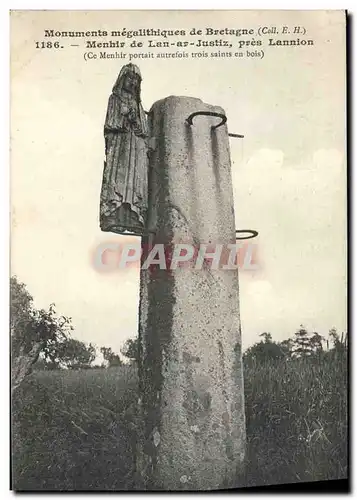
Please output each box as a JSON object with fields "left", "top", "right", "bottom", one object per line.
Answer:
{"left": 243, "top": 327, "right": 348, "bottom": 366}
{"left": 292, "top": 325, "right": 312, "bottom": 357}
{"left": 280, "top": 338, "right": 294, "bottom": 356}
{"left": 53, "top": 338, "right": 96, "bottom": 370}
{"left": 309, "top": 331, "right": 325, "bottom": 354}
{"left": 259, "top": 332, "right": 272, "bottom": 343}
{"left": 10, "top": 277, "right": 33, "bottom": 342}
{"left": 11, "top": 276, "right": 73, "bottom": 390}
{"left": 329, "top": 328, "right": 347, "bottom": 352}
{"left": 120, "top": 337, "right": 139, "bottom": 364}
{"left": 244, "top": 332, "right": 287, "bottom": 364}
{"left": 327, "top": 328, "right": 347, "bottom": 363}
{"left": 100, "top": 346, "right": 123, "bottom": 368}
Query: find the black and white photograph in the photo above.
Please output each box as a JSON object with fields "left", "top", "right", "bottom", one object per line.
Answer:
{"left": 10, "top": 9, "right": 348, "bottom": 492}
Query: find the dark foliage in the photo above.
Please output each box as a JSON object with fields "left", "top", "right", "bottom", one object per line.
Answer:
{"left": 120, "top": 338, "right": 139, "bottom": 364}
{"left": 100, "top": 346, "right": 123, "bottom": 368}
{"left": 12, "top": 332, "right": 348, "bottom": 490}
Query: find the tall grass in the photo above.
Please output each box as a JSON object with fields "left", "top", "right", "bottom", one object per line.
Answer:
{"left": 243, "top": 353, "right": 348, "bottom": 486}
{"left": 12, "top": 353, "right": 347, "bottom": 490}
{"left": 12, "top": 367, "right": 138, "bottom": 490}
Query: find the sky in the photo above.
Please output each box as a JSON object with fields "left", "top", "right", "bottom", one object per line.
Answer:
{"left": 11, "top": 10, "right": 347, "bottom": 353}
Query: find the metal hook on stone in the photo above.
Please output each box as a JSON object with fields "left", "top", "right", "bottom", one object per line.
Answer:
{"left": 186, "top": 111, "right": 227, "bottom": 130}
{"left": 235, "top": 229, "right": 258, "bottom": 240}
{"left": 186, "top": 111, "right": 244, "bottom": 138}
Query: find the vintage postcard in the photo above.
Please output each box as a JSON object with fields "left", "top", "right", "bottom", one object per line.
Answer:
{"left": 10, "top": 10, "right": 347, "bottom": 492}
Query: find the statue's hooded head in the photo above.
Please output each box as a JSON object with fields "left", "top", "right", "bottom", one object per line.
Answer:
{"left": 112, "top": 63, "right": 142, "bottom": 101}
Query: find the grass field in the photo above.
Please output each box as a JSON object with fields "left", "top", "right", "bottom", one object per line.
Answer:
{"left": 12, "top": 354, "right": 348, "bottom": 491}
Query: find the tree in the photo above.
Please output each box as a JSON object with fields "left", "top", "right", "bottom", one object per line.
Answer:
{"left": 11, "top": 276, "right": 73, "bottom": 391}
{"left": 309, "top": 332, "right": 324, "bottom": 354}
{"left": 11, "top": 276, "right": 39, "bottom": 358}
{"left": 329, "top": 328, "right": 347, "bottom": 351}
{"left": 292, "top": 325, "right": 312, "bottom": 357}
{"left": 259, "top": 332, "right": 272, "bottom": 343}
{"left": 121, "top": 337, "right": 139, "bottom": 364}
{"left": 327, "top": 328, "right": 347, "bottom": 360}
{"left": 280, "top": 338, "right": 294, "bottom": 357}
{"left": 244, "top": 332, "right": 287, "bottom": 364}
{"left": 52, "top": 338, "right": 96, "bottom": 370}
{"left": 100, "top": 346, "right": 123, "bottom": 368}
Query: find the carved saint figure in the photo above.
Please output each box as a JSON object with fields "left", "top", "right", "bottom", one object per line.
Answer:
{"left": 100, "top": 63, "right": 149, "bottom": 235}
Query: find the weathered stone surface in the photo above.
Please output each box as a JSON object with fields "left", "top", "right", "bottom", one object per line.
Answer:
{"left": 137, "top": 96, "right": 246, "bottom": 490}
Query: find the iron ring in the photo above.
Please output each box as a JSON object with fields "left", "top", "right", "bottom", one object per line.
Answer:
{"left": 186, "top": 111, "right": 227, "bottom": 130}
{"left": 235, "top": 229, "right": 259, "bottom": 240}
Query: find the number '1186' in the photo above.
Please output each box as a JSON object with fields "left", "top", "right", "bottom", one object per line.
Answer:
{"left": 35, "top": 41, "right": 62, "bottom": 49}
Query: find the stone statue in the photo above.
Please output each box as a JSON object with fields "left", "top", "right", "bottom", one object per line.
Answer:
{"left": 100, "top": 63, "right": 149, "bottom": 235}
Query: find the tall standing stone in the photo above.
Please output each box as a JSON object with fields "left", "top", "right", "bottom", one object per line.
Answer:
{"left": 136, "top": 96, "right": 246, "bottom": 490}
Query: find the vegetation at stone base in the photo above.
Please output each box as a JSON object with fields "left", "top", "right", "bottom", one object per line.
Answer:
{"left": 243, "top": 349, "right": 348, "bottom": 487}
{"left": 11, "top": 276, "right": 348, "bottom": 489}
{"left": 12, "top": 366, "right": 138, "bottom": 491}
{"left": 12, "top": 344, "right": 347, "bottom": 490}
